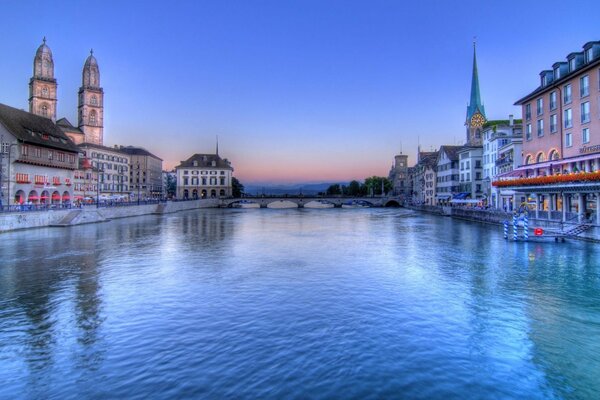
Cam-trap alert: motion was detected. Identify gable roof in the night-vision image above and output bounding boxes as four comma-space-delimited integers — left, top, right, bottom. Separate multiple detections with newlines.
438, 145, 464, 162
176, 153, 233, 170
118, 145, 162, 161
0, 103, 78, 153
56, 117, 84, 134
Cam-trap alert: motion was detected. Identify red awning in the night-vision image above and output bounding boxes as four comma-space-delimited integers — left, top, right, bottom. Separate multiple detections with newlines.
62, 194, 71, 199
28, 196, 39, 199
52, 194, 61, 199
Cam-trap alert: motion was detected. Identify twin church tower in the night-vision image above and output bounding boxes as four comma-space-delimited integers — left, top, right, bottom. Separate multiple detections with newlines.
28, 37, 104, 145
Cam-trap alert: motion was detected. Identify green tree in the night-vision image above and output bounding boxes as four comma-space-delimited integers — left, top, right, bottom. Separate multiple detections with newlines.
326, 184, 341, 195
232, 177, 244, 198
347, 180, 361, 196
166, 173, 177, 198
363, 176, 393, 196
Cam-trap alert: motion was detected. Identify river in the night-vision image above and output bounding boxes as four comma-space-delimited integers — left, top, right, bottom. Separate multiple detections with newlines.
0, 208, 599, 399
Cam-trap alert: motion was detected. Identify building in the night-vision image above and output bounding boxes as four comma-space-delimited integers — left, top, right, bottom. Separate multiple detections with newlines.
412, 150, 438, 205
73, 156, 98, 203
118, 146, 163, 199
465, 42, 487, 146
457, 146, 484, 201
481, 117, 523, 209
79, 143, 130, 200
0, 103, 79, 206
435, 145, 462, 205
388, 154, 409, 198
499, 40, 600, 224
175, 153, 233, 199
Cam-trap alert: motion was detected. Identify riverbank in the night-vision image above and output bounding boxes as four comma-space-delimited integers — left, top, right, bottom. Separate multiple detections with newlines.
405, 204, 600, 242
0, 199, 219, 233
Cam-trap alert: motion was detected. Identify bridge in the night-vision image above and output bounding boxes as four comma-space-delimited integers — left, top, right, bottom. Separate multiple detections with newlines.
220, 196, 403, 208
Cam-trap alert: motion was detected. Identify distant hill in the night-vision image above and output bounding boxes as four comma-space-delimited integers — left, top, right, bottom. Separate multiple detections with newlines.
244, 182, 349, 196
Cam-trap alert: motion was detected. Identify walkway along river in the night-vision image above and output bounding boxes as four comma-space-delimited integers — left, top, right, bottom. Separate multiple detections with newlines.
0, 208, 599, 399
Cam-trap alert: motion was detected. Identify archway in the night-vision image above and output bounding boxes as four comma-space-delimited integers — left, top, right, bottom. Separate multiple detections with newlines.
192, 189, 198, 199
14, 190, 25, 204
28, 190, 39, 204
210, 189, 217, 198
40, 190, 50, 204
62, 191, 70, 204
384, 200, 401, 207
52, 191, 61, 204
219, 189, 225, 197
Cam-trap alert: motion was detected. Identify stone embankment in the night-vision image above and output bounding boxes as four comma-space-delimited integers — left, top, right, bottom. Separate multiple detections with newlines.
405, 204, 600, 242
0, 199, 219, 233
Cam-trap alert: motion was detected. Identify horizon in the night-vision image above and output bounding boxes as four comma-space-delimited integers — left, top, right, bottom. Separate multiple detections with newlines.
1, 0, 599, 184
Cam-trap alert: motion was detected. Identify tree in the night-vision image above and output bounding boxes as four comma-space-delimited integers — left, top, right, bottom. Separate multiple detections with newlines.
326, 184, 341, 195
363, 176, 393, 196
232, 177, 244, 198
166, 173, 177, 198
346, 180, 361, 196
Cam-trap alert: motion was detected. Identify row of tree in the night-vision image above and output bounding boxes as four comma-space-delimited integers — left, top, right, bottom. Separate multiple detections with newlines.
325, 176, 392, 196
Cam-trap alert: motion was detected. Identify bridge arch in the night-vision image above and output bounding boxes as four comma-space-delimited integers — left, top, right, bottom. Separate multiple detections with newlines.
384, 200, 401, 207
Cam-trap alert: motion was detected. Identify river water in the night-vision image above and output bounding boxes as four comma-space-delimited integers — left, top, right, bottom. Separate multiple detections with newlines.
0, 208, 599, 399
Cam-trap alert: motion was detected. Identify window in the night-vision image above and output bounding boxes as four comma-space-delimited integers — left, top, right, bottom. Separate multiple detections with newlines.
550, 114, 557, 133
583, 128, 590, 144
525, 104, 531, 120
581, 102, 590, 123
536, 98, 543, 115
550, 91, 557, 110
91, 95, 98, 105
41, 104, 48, 117
537, 119, 544, 137
569, 58, 576, 72
566, 132, 573, 147
526, 124, 532, 140
554, 67, 561, 80
42, 87, 48, 97
564, 109, 572, 128
586, 48, 593, 63
525, 155, 532, 165
90, 110, 97, 125
581, 75, 590, 97
48, 151, 53, 160
537, 153, 545, 163
564, 84, 572, 104
220, 177, 225, 185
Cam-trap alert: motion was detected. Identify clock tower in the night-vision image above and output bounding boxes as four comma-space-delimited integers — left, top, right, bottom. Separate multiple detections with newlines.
78, 50, 104, 145
465, 41, 486, 146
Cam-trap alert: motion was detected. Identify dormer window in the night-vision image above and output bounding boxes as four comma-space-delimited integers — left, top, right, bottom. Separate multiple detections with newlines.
585, 47, 593, 63
211, 161, 216, 167
554, 67, 561, 80
569, 58, 576, 72
193, 161, 198, 167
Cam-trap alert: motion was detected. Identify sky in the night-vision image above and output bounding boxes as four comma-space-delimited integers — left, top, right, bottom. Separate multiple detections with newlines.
1, 0, 599, 184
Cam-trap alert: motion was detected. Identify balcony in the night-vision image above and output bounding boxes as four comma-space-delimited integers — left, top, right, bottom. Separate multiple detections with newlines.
493, 171, 600, 188
495, 157, 513, 167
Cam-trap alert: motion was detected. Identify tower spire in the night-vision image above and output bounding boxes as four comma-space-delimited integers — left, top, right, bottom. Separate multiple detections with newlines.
466, 38, 485, 121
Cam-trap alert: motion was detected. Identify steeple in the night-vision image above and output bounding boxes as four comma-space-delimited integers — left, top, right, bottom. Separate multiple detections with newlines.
466, 39, 485, 122
78, 49, 104, 145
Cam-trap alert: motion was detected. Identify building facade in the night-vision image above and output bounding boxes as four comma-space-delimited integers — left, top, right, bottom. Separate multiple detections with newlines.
498, 40, 600, 224
388, 154, 409, 198
457, 146, 484, 201
175, 154, 233, 199
435, 145, 462, 205
0, 103, 79, 206
119, 146, 163, 199
79, 143, 130, 199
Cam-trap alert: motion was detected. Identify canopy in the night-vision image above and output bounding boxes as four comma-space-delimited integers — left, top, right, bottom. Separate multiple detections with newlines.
450, 199, 481, 204
453, 192, 471, 200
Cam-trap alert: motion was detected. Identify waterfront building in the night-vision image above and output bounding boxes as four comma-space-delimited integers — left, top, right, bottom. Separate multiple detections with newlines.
118, 146, 163, 199
465, 42, 487, 146
175, 153, 233, 199
498, 40, 600, 224
457, 146, 484, 201
388, 154, 409, 198
0, 103, 79, 205
481, 116, 523, 209
73, 155, 98, 203
79, 143, 130, 200
435, 145, 463, 205
412, 150, 438, 205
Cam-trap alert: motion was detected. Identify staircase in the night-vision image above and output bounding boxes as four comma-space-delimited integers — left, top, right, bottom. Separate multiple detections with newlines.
51, 210, 82, 226
563, 223, 593, 237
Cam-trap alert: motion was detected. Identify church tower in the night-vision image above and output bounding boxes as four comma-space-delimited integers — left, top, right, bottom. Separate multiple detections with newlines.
465, 41, 486, 146
29, 37, 57, 121
78, 50, 104, 145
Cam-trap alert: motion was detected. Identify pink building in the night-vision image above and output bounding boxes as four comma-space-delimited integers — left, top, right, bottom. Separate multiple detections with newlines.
497, 41, 600, 226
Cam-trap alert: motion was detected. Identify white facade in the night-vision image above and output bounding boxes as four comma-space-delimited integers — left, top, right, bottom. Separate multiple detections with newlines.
458, 147, 484, 200
435, 146, 462, 205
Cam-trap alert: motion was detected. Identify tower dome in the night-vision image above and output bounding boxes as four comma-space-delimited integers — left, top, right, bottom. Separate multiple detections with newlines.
82, 49, 100, 88
33, 37, 54, 79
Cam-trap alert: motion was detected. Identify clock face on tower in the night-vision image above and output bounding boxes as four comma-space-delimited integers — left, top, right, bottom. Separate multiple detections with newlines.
470, 112, 486, 128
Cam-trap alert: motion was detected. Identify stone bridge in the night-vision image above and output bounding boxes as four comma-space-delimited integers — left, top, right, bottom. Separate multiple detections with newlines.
219, 196, 403, 208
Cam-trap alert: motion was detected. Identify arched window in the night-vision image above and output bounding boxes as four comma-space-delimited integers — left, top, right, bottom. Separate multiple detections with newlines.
42, 87, 48, 97
549, 150, 560, 161
536, 153, 545, 163
41, 104, 48, 117
525, 155, 532, 165
90, 110, 97, 125
91, 95, 98, 105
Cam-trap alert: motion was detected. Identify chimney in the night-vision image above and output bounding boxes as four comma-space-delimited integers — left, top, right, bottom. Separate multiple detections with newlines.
509, 114, 514, 126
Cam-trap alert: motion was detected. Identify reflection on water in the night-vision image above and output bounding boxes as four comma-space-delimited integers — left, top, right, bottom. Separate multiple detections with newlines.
0, 209, 599, 399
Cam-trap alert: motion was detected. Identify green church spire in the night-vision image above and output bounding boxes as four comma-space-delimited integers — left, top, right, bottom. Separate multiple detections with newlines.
466, 40, 485, 122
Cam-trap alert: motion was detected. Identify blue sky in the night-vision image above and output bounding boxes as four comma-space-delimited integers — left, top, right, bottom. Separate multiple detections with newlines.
1, 0, 599, 183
